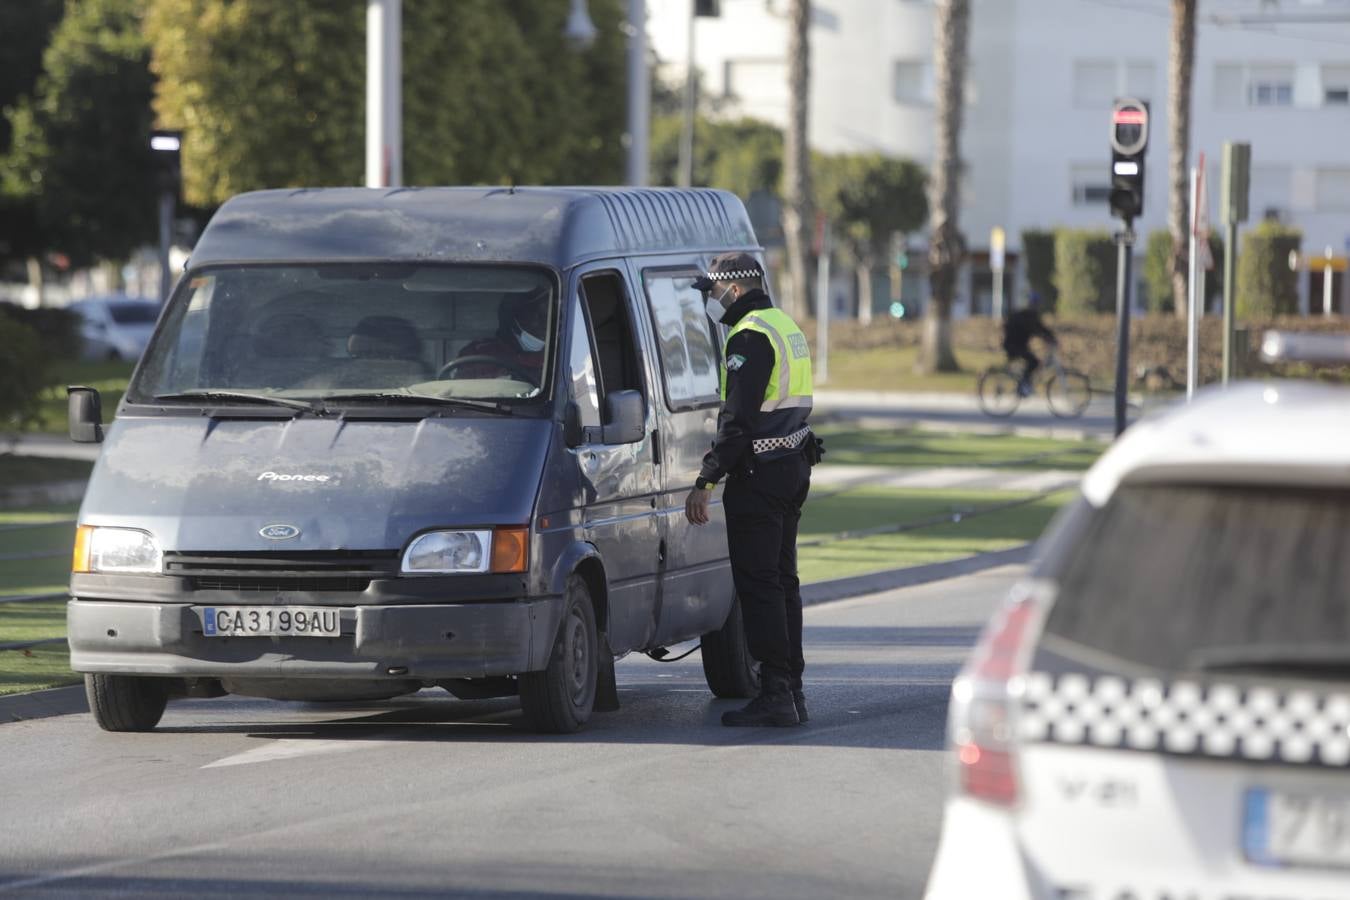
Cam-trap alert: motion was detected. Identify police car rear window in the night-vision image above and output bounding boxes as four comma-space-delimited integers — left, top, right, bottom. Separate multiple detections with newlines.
1041, 484, 1350, 677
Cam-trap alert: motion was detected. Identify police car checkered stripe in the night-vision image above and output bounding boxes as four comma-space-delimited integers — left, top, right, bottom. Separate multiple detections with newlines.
752, 426, 812, 455
703, 269, 761, 281
1018, 672, 1350, 767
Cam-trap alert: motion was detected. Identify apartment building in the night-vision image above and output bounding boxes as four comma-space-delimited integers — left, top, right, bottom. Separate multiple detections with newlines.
647, 0, 1350, 315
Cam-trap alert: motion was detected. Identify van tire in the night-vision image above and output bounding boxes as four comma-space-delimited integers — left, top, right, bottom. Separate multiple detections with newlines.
700, 595, 760, 699
519, 576, 597, 734
85, 674, 169, 732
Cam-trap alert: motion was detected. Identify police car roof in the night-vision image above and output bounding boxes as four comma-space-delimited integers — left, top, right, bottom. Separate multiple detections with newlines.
1082, 380, 1350, 506
188, 186, 759, 271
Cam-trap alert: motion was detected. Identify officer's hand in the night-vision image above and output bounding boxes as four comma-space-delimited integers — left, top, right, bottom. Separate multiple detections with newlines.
685, 488, 711, 526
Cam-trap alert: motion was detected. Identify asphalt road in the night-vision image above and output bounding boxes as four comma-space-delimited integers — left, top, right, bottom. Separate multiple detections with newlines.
0, 567, 1017, 900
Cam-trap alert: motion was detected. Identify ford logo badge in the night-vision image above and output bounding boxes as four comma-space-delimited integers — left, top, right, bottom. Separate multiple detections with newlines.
259, 524, 301, 540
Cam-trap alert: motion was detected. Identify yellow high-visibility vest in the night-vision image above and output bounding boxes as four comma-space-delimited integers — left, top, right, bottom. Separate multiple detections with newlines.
720, 307, 814, 411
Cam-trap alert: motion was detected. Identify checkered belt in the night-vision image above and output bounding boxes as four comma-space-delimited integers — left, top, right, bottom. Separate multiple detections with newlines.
751, 426, 812, 456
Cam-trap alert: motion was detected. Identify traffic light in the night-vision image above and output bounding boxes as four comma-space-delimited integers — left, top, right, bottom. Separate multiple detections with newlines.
1108, 99, 1149, 222
695, 0, 720, 16
149, 129, 183, 200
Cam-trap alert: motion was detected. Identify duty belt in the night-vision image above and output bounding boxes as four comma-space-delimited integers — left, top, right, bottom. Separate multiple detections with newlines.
751, 426, 812, 456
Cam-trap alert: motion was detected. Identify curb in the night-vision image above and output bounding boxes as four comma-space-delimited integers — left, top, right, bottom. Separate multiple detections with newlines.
0, 545, 1035, 725
0, 683, 86, 724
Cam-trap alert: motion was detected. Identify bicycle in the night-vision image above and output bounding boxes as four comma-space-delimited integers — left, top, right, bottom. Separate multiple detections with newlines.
977, 348, 1092, 419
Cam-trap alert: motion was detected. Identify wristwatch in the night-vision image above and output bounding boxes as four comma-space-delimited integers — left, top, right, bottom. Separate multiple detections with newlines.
695, 477, 717, 491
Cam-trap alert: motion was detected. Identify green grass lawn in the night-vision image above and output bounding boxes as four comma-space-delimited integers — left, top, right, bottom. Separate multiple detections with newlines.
798, 487, 1071, 584
813, 425, 1102, 471
0, 501, 77, 695
0, 455, 93, 488
31, 359, 135, 434
820, 345, 1004, 393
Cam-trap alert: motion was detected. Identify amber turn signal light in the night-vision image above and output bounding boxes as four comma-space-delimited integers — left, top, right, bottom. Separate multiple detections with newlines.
72, 524, 94, 573
490, 527, 528, 574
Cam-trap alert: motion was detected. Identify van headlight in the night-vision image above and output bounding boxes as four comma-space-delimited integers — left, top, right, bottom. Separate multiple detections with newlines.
73, 526, 163, 574
401, 527, 528, 575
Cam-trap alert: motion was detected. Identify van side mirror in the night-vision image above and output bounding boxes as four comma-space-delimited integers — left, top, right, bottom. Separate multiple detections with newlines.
563, 401, 584, 448
600, 390, 644, 445
67, 386, 104, 444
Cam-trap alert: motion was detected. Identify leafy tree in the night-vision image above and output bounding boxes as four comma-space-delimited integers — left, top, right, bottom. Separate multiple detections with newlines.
147, 0, 627, 207
0, 0, 64, 156
1143, 228, 1223, 314
4, 0, 158, 268
1167, 0, 1198, 319
1053, 229, 1115, 317
815, 153, 927, 322
782, 0, 812, 318
650, 114, 783, 198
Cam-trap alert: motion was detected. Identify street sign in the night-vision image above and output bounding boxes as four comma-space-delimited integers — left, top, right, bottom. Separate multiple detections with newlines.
1220, 143, 1251, 225
1194, 153, 1213, 271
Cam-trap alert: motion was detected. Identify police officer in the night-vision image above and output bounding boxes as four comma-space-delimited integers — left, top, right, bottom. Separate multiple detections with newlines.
685, 253, 817, 727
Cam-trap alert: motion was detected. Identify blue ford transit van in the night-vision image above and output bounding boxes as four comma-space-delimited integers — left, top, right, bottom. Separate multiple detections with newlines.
66, 187, 763, 733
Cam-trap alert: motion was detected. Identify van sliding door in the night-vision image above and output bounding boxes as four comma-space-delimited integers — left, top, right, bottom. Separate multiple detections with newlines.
634, 265, 736, 646
567, 267, 662, 654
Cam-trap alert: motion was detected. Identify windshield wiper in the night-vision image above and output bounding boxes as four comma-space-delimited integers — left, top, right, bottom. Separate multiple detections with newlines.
318, 392, 513, 415
151, 390, 318, 412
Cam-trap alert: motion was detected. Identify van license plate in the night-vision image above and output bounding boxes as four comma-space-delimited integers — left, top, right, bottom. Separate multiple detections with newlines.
1244, 788, 1350, 869
200, 607, 340, 638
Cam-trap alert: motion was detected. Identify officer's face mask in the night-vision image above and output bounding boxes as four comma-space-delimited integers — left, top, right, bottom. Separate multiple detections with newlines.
705, 284, 735, 323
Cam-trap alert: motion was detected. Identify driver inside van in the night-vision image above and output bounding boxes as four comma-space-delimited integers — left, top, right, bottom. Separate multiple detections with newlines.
449, 288, 549, 385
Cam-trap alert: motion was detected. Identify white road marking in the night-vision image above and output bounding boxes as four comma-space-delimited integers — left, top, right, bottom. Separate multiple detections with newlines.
202, 737, 400, 769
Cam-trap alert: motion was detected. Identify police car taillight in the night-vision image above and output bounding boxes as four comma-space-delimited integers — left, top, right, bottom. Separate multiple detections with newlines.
948, 583, 1048, 808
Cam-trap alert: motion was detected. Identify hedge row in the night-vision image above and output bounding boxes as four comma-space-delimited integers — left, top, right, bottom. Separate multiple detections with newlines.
1021, 225, 1301, 320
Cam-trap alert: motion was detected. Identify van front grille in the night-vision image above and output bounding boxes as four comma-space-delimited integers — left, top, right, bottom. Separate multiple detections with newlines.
188, 576, 372, 593
165, 551, 400, 589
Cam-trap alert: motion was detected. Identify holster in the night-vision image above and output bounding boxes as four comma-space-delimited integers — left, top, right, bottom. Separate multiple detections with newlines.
803, 432, 825, 467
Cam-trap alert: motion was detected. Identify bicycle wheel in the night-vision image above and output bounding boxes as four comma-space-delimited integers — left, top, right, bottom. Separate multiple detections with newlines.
1046, 368, 1092, 418
978, 367, 1022, 418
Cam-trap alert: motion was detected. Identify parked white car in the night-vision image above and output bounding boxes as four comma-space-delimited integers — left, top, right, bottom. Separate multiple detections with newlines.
926, 378, 1350, 899
72, 296, 160, 361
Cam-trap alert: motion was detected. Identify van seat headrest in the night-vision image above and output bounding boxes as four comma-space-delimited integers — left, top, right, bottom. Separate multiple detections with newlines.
348, 316, 422, 360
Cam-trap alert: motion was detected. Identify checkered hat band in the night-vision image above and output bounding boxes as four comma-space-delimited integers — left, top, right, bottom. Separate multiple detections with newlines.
1019, 671, 1350, 768
703, 269, 761, 281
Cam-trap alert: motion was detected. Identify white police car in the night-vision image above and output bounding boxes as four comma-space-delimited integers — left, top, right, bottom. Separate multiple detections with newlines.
926, 348, 1350, 899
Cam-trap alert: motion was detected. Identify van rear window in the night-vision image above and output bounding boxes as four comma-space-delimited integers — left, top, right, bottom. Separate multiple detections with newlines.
1041, 484, 1350, 675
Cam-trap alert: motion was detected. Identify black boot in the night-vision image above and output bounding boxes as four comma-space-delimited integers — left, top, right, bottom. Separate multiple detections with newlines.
722, 669, 799, 727
793, 690, 808, 723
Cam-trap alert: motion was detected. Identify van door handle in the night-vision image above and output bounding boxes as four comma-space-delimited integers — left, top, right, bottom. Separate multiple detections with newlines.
651, 430, 662, 466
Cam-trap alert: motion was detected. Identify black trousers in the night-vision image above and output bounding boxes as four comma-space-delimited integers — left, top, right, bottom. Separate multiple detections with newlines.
1005, 345, 1039, 385
723, 453, 811, 689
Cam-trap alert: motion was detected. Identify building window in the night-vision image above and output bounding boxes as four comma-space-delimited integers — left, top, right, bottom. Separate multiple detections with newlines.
1323, 65, 1350, 106
1315, 169, 1350, 213
1216, 63, 1295, 108
893, 59, 934, 105
1072, 59, 1154, 108
1071, 164, 1111, 206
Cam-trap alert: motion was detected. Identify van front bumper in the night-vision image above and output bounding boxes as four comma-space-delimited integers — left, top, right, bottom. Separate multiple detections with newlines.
66, 596, 564, 680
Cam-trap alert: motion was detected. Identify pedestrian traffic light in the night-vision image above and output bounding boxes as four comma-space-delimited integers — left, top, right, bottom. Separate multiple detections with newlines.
1108, 99, 1148, 222
149, 129, 183, 200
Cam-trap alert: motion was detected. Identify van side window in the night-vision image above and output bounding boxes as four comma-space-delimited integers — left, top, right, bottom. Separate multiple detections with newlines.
567, 295, 602, 430
578, 272, 645, 420
641, 271, 720, 409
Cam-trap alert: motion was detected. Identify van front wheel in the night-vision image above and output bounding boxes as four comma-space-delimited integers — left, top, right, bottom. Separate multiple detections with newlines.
85, 674, 169, 732
700, 595, 760, 699
519, 576, 598, 734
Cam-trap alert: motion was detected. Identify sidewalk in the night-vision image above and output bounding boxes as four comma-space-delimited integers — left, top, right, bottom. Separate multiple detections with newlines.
811, 463, 1081, 494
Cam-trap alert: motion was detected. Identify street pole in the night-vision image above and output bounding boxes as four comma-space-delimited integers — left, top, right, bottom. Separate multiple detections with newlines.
677, 1, 696, 188
1114, 223, 1135, 437
1325, 247, 1336, 317
816, 220, 831, 385
158, 189, 174, 303
1186, 167, 1199, 399
626, 0, 650, 186
1221, 218, 1239, 382
365, 0, 402, 188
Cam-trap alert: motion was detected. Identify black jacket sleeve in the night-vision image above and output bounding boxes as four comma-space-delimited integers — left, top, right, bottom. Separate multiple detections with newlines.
696, 330, 774, 485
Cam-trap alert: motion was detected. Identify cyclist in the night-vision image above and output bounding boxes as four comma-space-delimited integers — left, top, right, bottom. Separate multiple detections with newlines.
1002, 295, 1057, 397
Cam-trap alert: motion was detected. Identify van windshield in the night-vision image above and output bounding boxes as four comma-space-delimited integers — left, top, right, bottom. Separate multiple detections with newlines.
129, 264, 557, 407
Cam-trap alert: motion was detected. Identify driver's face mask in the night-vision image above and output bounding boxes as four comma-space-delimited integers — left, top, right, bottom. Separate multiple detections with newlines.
516, 325, 545, 353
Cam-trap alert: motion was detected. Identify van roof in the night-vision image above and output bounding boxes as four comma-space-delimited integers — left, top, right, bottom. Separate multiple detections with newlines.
188, 186, 760, 271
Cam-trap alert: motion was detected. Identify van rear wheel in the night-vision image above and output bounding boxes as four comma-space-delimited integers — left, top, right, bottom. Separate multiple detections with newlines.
700, 595, 760, 699
85, 674, 169, 732
519, 576, 597, 734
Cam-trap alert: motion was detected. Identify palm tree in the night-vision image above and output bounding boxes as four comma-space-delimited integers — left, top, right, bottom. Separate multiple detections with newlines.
1168, 0, 1197, 318
918, 0, 969, 373
781, 0, 811, 319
